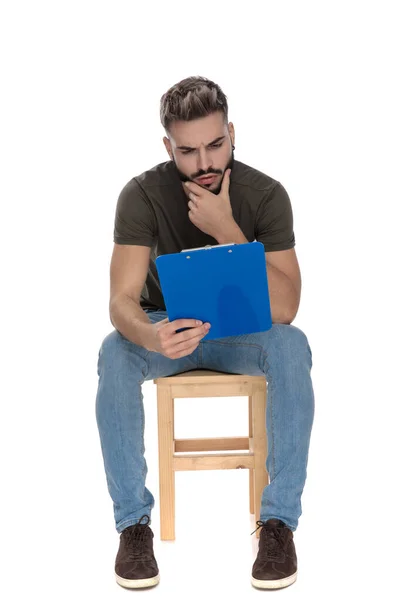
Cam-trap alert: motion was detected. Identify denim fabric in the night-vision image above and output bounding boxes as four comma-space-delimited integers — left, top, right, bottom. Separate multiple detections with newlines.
95, 310, 315, 533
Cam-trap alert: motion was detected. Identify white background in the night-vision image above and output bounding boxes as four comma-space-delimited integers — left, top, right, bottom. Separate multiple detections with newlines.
1, 1, 399, 598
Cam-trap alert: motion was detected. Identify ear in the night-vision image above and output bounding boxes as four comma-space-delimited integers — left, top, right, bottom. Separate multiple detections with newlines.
163, 136, 173, 160
228, 122, 235, 147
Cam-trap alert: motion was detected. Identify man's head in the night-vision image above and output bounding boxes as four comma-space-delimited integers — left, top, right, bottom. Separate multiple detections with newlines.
160, 76, 235, 195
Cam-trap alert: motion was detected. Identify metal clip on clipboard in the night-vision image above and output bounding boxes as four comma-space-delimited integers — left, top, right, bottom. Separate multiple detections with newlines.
180, 243, 236, 253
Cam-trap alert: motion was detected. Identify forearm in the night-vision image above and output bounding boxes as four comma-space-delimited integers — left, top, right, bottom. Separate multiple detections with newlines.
215, 221, 295, 324
264, 262, 296, 324
109, 295, 154, 349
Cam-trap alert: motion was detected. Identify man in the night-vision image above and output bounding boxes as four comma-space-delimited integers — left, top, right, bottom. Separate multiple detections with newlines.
95, 76, 315, 590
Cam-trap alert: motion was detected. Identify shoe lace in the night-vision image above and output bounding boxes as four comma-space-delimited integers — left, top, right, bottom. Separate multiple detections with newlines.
250, 520, 287, 560
123, 515, 151, 559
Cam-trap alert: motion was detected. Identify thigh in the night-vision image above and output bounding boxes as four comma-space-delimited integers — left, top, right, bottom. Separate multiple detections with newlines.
98, 310, 200, 382
200, 323, 312, 375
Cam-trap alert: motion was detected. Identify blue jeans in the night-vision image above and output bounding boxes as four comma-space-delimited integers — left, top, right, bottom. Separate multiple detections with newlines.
95, 310, 315, 533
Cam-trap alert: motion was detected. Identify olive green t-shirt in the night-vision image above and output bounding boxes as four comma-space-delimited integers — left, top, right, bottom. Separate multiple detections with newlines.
113, 158, 295, 310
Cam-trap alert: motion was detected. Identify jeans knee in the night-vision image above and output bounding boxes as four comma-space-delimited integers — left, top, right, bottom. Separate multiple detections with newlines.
265, 324, 313, 368
97, 330, 119, 375
97, 330, 148, 378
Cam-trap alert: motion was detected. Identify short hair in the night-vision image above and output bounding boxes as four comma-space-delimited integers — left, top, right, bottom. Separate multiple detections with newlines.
160, 76, 229, 133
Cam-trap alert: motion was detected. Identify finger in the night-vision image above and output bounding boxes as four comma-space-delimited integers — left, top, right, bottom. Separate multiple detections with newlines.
170, 330, 208, 355
154, 317, 169, 330
184, 181, 202, 196
188, 199, 197, 211
220, 168, 231, 196
169, 318, 204, 331
173, 344, 200, 359
173, 323, 210, 344
173, 336, 203, 355
164, 323, 208, 347
163, 324, 209, 351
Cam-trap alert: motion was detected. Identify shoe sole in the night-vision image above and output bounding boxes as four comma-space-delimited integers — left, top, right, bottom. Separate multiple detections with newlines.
115, 572, 160, 589
251, 571, 297, 589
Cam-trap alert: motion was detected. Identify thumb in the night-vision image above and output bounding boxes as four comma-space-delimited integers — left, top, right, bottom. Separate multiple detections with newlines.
155, 317, 169, 328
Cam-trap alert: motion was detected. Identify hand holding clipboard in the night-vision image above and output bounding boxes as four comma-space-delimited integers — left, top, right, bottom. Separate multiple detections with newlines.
146, 317, 211, 360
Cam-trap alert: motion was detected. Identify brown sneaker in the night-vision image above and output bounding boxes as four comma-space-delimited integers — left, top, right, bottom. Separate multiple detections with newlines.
115, 515, 160, 589
251, 518, 298, 589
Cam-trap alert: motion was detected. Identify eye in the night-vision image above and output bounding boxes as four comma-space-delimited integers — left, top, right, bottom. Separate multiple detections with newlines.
181, 142, 223, 155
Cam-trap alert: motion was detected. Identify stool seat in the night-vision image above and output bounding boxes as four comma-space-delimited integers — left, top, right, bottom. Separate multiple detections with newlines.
154, 369, 269, 540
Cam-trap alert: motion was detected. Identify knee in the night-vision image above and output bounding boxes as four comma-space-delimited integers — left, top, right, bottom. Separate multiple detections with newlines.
96, 330, 147, 377
97, 330, 121, 373
263, 324, 313, 367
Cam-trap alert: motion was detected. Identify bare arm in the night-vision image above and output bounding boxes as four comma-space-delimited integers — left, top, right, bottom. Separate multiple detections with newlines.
109, 244, 210, 355
109, 244, 154, 348
215, 223, 300, 324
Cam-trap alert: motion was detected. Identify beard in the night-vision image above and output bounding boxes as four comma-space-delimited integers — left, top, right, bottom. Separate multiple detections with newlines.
172, 149, 235, 195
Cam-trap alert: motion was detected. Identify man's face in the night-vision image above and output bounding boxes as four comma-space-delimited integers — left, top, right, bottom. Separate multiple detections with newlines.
164, 111, 235, 196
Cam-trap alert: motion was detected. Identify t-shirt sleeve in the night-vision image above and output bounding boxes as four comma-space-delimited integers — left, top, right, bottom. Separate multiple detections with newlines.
113, 178, 157, 246
254, 181, 296, 252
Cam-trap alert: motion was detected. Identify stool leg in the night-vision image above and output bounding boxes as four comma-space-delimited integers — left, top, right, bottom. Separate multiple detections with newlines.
248, 396, 255, 514
157, 386, 175, 540
251, 382, 268, 539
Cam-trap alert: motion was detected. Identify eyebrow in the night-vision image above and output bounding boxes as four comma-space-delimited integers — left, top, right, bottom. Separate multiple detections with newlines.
177, 136, 226, 151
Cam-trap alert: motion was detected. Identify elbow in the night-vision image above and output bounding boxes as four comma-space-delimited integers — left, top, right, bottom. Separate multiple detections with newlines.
109, 300, 117, 328
274, 314, 294, 325
277, 301, 299, 325
285, 301, 300, 324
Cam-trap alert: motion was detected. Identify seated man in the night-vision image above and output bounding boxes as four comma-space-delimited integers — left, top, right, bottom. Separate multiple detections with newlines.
95, 75, 315, 590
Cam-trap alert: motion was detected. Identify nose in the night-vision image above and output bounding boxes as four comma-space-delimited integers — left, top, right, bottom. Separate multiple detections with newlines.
197, 145, 212, 173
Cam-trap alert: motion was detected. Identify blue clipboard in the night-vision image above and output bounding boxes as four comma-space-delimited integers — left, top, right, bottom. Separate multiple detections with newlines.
155, 241, 272, 340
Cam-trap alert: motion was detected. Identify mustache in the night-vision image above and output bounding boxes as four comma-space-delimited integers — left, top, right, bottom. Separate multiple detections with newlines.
193, 170, 222, 178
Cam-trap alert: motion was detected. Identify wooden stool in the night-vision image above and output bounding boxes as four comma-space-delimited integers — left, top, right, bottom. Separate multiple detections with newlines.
154, 369, 268, 540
